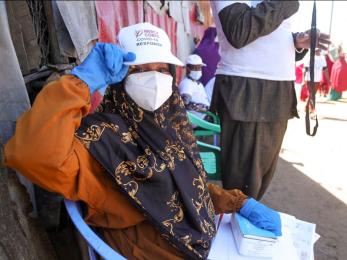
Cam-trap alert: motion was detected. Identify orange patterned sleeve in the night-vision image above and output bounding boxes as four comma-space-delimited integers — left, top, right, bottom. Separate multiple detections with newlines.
4, 75, 91, 199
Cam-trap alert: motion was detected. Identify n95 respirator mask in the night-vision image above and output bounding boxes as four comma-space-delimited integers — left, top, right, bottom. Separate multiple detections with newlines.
125, 71, 173, 112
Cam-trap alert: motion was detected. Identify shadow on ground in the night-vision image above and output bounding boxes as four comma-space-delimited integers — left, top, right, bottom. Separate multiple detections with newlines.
262, 158, 347, 260
321, 116, 347, 122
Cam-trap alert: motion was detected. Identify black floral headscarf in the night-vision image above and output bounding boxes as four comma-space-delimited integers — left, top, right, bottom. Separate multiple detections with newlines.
75, 69, 216, 259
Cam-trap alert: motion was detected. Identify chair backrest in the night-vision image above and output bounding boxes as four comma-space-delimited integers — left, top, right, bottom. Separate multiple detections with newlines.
197, 141, 221, 181
187, 111, 221, 134
64, 199, 125, 260
187, 111, 220, 146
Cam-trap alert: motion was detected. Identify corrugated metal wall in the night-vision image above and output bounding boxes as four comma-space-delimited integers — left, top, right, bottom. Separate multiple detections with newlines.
96, 1, 144, 44
95, 1, 212, 64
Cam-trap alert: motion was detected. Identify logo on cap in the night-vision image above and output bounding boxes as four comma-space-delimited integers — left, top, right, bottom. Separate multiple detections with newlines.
135, 30, 143, 38
135, 29, 162, 47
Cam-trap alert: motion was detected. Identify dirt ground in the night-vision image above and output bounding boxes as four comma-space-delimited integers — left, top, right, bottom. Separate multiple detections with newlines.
262, 94, 347, 260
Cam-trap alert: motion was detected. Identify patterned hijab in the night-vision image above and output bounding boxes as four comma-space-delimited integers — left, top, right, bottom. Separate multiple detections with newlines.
75, 73, 216, 259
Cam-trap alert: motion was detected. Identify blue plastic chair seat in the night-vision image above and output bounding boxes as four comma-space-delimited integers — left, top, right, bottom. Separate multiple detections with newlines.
64, 200, 125, 260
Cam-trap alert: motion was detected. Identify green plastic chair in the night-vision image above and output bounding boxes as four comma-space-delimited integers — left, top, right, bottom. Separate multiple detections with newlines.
187, 111, 221, 146
204, 111, 220, 125
187, 111, 222, 180
197, 141, 221, 181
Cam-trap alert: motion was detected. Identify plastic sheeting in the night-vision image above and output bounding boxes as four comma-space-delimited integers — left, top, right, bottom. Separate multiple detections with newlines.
55, 1, 98, 62
145, 3, 177, 56
1, 1, 36, 214
0, 2, 30, 140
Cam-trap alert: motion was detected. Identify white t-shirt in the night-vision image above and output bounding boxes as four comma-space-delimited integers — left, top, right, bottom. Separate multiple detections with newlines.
178, 77, 210, 106
205, 77, 216, 103
211, 1, 296, 81
304, 55, 327, 82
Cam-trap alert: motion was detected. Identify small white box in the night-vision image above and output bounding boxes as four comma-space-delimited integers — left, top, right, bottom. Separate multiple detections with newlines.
230, 213, 278, 258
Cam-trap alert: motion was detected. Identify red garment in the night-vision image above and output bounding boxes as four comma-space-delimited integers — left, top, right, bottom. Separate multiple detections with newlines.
300, 83, 308, 101
295, 63, 304, 84
321, 55, 333, 83
89, 91, 103, 113
331, 57, 347, 92
320, 55, 334, 94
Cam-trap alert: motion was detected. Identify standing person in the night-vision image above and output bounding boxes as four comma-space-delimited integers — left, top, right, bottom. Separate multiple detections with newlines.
4, 23, 282, 259
210, 1, 330, 199
320, 53, 334, 97
295, 63, 307, 102
179, 54, 210, 120
329, 45, 347, 101
303, 49, 330, 98
193, 27, 221, 86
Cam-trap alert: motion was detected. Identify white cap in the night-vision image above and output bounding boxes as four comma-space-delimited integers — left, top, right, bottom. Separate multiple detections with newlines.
118, 22, 183, 66
185, 54, 206, 66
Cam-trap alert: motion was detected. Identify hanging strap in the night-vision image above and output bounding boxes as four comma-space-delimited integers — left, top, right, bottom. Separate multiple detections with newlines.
305, 0, 318, 136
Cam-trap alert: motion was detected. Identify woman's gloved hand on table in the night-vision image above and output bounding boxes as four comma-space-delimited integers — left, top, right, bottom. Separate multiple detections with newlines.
240, 198, 282, 236
71, 42, 136, 94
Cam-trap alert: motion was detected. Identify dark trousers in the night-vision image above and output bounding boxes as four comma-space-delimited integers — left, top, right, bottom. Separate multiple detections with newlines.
218, 106, 288, 200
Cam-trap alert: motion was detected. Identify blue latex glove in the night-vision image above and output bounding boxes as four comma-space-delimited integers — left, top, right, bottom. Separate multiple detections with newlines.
240, 198, 282, 236
71, 42, 136, 93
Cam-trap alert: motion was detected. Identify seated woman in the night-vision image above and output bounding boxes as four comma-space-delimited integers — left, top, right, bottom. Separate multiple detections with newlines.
179, 54, 211, 121
4, 23, 281, 260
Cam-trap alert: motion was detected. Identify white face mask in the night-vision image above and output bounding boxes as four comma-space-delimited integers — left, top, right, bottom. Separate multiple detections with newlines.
125, 71, 173, 112
189, 70, 202, 81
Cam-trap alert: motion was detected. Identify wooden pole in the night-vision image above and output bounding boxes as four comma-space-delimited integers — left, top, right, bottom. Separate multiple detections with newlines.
329, 1, 334, 37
